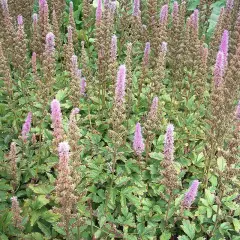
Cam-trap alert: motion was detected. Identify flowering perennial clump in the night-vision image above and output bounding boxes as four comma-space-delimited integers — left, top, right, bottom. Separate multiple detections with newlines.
1, 1, 240, 239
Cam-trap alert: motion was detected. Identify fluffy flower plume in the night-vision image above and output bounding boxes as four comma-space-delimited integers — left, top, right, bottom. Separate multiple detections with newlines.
17, 15, 23, 25
21, 112, 32, 142
111, 35, 117, 61
191, 9, 199, 32
96, 0, 102, 23
115, 65, 126, 103
133, 0, 140, 17
58, 141, 70, 166
11, 196, 23, 229
45, 32, 55, 53
164, 124, 174, 162
133, 122, 145, 156
160, 4, 168, 24
213, 51, 224, 88
219, 30, 229, 66
226, 0, 234, 10
143, 42, 150, 67
51, 99, 64, 143
236, 101, 240, 120
182, 180, 200, 208
80, 77, 86, 96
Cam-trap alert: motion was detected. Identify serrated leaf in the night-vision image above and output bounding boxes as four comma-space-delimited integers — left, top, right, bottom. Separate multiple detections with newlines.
160, 231, 171, 240
233, 218, 240, 232
181, 220, 196, 240
37, 221, 51, 238
29, 184, 55, 195
149, 152, 163, 160
115, 176, 131, 186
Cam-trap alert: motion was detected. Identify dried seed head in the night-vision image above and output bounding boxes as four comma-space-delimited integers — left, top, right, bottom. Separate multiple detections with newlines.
111, 35, 117, 61
149, 96, 159, 116
133, 122, 145, 156
182, 180, 200, 208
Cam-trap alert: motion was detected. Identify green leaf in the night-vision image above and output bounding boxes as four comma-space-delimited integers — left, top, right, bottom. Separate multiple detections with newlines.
149, 152, 163, 160
160, 231, 171, 240
205, 189, 215, 206
217, 157, 226, 172
37, 221, 51, 238
29, 184, 55, 195
178, 236, 190, 240
42, 210, 60, 223
181, 220, 196, 240
0, 234, 8, 240
32, 195, 50, 210
233, 218, 240, 232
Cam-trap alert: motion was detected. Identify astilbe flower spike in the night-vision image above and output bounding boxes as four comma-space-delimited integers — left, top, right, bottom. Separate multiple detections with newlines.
143, 42, 150, 67
182, 180, 200, 208
80, 77, 86, 96
21, 112, 32, 142
111, 35, 117, 61
164, 124, 174, 163
213, 51, 224, 88
115, 65, 126, 103
160, 4, 168, 24
11, 196, 23, 230
133, 0, 140, 17
133, 122, 145, 156
226, 0, 234, 10
219, 30, 229, 66
96, 0, 102, 24
51, 99, 64, 147
45, 32, 55, 53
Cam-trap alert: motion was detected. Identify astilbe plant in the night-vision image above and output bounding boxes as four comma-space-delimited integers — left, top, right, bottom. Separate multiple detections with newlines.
1, 1, 240, 239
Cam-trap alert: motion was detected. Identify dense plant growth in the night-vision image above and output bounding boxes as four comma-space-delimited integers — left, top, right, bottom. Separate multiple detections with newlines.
0, 0, 240, 239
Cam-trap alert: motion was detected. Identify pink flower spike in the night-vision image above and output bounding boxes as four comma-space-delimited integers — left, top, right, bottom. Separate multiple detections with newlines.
1, 0, 9, 13
133, 122, 145, 156
22, 112, 32, 142
214, 51, 224, 88
160, 4, 168, 25
226, 0, 234, 10
164, 124, 174, 162
149, 97, 159, 116
45, 32, 55, 53
115, 65, 126, 103
182, 180, 200, 208
133, 0, 140, 17
96, 0, 102, 24
58, 141, 70, 166
219, 30, 229, 66
17, 15, 23, 25
143, 42, 150, 67
80, 77, 86, 96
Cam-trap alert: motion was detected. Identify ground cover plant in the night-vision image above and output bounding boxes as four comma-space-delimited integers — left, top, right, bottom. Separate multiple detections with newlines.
0, 0, 240, 239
